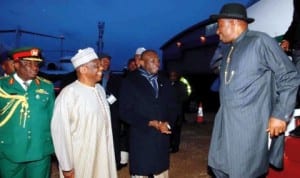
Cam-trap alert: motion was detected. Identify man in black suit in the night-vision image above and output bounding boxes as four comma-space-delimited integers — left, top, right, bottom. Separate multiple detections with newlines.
281, 0, 300, 137
99, 53, 125, 169
119, 50, 178, 177
168, 70, 188, 153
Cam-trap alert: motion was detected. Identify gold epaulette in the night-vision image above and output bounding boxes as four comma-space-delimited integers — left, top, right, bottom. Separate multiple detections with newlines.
0, 76, 15, 85
36, 76, 52, 84
0, 75, 10, 80
9, 77, 14, 85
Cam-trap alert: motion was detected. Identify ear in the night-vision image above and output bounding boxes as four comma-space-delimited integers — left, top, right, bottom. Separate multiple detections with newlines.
139, 59, 145, 67
14, 62, 20, 70
79, 66, 87, 74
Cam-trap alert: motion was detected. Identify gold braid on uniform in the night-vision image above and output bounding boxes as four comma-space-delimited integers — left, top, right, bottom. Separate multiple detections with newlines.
0, 87, 29, 128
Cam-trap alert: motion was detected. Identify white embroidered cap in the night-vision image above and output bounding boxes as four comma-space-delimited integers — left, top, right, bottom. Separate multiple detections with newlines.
135, 47, 146, 55
71, 47, 98, 68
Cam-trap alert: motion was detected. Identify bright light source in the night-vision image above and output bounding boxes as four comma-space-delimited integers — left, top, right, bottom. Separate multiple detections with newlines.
200, 36, 206, 43
176, 41, 182, 47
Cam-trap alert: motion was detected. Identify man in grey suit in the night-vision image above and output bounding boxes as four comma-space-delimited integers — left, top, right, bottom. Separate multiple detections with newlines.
208, 3, 300, 178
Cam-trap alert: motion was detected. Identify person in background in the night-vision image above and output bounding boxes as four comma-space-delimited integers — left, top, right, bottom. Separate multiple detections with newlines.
280, 0, 300, 137
118, 57, 138, 168
168, 69, 188, 153
99, 53, 111, 89
0, 47, 55, 178
209, 42, 227, 92
208, 3, 300, 178
119, 49, 178, 178
99, 53, 126, 170
51, 47, 117, 178
280, 0, 300, 70
0, 50, 15, 76
127, 57, 137, 72
134, 47, 146, 68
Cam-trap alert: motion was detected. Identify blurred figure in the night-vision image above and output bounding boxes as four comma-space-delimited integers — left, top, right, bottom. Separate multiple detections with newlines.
168, 70, 188, 153
123, 58, 137, 77
0, 47, 55, 178
280, 0, 300, 137
119, 49, 178, 178
134, 47, 146, 68
99, 53, 126, 170
280, 0, 300, 70
209, 42, 228, 92
208, 3, 300, 177
127, 57, 137, 72
99, 53, 111, 89
51, 47, 117, 178
118, 57, 139, 168
0, 50, 15, 76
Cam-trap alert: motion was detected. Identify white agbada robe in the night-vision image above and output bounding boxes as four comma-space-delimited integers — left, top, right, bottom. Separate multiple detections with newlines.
51, 80, 117, 178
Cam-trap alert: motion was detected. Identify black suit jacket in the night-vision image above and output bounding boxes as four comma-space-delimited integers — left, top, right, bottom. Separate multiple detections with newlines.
119, 70, 178, 175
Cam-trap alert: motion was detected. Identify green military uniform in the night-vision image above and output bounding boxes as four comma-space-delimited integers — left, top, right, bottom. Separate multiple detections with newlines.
0, 50, 55, 178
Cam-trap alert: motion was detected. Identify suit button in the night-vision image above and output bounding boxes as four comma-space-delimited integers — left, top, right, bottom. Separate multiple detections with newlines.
0, 140, 4, 144
28, 136, 31, 139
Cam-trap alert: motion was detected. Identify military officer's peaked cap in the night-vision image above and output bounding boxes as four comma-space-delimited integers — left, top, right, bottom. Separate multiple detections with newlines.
12, 47, 43, 62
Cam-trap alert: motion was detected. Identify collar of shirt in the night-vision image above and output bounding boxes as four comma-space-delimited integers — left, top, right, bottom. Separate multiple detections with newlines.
13, 73, 32, 90
138, 68, 157, 81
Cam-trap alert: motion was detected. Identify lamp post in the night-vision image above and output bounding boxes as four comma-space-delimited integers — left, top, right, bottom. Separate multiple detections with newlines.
97, 21, 105, 54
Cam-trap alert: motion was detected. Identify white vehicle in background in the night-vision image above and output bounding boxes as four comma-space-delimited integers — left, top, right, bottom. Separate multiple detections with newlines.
40, 56, 73, 75
57, 56, 74, 72
39, 56, 74, 95
248, 0, 293, 39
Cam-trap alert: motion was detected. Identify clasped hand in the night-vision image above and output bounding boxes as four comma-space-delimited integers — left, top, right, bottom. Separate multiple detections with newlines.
149, 120, 171, 134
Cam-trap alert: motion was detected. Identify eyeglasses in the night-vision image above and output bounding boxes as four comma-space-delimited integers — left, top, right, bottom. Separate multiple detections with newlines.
19, 60, 41, 67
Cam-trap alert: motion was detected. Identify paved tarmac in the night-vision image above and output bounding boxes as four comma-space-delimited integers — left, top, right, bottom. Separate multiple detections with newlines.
51, 112, 216, 178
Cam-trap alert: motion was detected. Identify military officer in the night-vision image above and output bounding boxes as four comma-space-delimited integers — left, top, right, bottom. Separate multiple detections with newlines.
0, 50, 15, 76
0, 47, 55, 178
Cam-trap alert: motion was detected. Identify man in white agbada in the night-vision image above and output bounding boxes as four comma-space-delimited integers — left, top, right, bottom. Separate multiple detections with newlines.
51, 47, 117, 178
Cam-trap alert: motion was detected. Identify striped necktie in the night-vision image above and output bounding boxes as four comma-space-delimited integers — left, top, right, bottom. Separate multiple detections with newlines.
139, 69, 159, 98
149, 75, 158, 98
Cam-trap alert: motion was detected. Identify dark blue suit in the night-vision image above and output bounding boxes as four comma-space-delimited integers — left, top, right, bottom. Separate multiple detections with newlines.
119, 70, 177, 175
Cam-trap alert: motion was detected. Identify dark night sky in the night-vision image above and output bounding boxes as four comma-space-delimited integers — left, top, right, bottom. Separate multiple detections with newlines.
0, 0, 254, 71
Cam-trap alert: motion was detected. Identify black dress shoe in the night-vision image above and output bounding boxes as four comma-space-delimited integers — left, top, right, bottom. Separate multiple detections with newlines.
117, 164, 122, 170
117, 163, 128, 170
121, 163, 128, 167
289, 126, 300, 137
